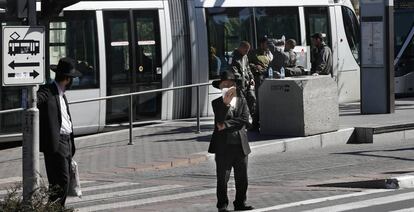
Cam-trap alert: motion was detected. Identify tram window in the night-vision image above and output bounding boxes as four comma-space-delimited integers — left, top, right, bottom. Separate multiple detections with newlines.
394, 11, 414, 54
255, 7, 300, 45
305, 7, 331, 47
49, 11, 99, 89
395, 10, 414, 77
342, 6, 360, 64
206, 8, 254, 79
136, 14, 162, 83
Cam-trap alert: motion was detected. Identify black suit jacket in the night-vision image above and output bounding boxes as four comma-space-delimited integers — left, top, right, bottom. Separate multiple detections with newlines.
208, 95, 251, 156
37, 83, 75, 155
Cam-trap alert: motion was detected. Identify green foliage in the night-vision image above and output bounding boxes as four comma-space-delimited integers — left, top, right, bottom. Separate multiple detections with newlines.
0, 183, 74, 212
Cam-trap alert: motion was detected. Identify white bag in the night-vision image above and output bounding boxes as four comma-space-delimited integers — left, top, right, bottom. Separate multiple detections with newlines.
68, 159, 82, 198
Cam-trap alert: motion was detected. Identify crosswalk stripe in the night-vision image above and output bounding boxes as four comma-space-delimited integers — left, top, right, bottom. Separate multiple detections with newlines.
391, 208, 414, 212
80, 182, 139, 192
0, 188, 19, 196
0, 180, 94, 196
249, 189, 391, 212
302, 191, 414, 212
0, 177, 21, 185
76, 188, 218, 212
67, 184, 183, 204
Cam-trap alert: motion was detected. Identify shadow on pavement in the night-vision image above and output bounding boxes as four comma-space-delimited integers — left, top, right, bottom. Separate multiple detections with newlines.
309, 179, 390, 189
333, 147, 414, 162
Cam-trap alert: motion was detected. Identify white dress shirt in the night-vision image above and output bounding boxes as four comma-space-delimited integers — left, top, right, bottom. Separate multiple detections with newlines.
54, 81, 73, 135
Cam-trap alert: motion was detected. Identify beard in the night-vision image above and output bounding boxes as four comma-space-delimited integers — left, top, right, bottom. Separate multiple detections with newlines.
65, 78, 73, 90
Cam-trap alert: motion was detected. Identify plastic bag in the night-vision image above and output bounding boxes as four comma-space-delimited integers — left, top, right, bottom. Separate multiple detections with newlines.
68, 159, 82, 198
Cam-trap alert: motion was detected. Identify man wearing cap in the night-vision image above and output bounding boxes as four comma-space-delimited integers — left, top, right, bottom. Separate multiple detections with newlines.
37, 57, 82, 206
230, 41, 258, 130
310, 33, 333, 76
248, 36, 273, 131
209, 71, 254, 212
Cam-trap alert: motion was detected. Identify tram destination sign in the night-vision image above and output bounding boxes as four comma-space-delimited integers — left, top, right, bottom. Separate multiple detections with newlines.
2, 26, 45, 86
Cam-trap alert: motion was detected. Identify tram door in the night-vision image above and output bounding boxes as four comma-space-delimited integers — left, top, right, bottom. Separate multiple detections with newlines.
104, 10, 162, 123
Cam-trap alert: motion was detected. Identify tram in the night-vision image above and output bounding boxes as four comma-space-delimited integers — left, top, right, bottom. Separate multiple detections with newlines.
0, 0, 360, 141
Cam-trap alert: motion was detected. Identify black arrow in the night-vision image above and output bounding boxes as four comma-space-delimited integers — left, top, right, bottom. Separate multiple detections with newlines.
8, 70, 40, 79
30, 70, 39, 79
8, 61, 40, 70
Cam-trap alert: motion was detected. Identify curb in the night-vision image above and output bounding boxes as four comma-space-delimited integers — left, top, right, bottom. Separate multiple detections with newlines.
251, 128, 355, 153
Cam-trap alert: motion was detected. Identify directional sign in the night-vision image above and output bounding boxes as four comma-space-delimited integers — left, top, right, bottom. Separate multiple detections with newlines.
2, 26, 45, 86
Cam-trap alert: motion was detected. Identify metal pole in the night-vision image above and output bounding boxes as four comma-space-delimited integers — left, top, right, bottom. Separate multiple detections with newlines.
128, 95, 134, 145
23, 0, 39, 202
196, 86, 201, 134
23, 86, 39, 201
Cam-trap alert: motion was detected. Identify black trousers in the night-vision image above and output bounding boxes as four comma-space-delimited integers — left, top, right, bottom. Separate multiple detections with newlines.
44, 134, 72, 206
254, 74, 264, 127
215, 145, 248, 209
243, 89, 258, 127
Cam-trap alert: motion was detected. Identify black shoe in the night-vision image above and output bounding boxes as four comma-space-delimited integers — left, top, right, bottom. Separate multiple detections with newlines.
218, 208, 230, 212
234, 205, 255, 211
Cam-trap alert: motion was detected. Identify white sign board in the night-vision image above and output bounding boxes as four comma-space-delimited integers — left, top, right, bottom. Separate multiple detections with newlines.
2, 26, 45, 86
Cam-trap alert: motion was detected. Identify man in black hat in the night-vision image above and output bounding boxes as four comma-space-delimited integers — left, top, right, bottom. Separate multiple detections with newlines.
37, 57, 82, 206
310, 32, 333, 76
209, 71, 254, 212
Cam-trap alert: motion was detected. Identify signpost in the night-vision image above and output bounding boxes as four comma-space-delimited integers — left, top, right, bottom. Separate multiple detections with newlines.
1, 1, 44, 201
2, 26, 45, 86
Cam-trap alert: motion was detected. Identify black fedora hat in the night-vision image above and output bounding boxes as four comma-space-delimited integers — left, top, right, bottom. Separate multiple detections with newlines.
212, 71, 239, 89
50, 57, 82, 78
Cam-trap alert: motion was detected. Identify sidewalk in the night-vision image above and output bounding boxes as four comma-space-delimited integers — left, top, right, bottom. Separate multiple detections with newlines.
0, 98, 413, 180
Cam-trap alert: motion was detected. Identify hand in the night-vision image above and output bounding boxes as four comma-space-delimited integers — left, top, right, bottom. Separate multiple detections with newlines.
216, 123, 225, 131
223, 86, 236, 105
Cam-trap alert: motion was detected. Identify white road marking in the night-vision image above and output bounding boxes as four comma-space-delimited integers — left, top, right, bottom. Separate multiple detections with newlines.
390, 207, 414, 212
0, 177, 21, 185
0, 180, 94, 196
76, 188, 219, 212
302, 191, 414, 212
80, 182, 139, 192
250, 189, 392, 212
67, 184, 183, 204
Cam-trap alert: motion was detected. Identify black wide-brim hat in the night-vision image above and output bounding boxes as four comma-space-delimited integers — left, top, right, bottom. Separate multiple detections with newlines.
212, 71, 239, 89
50, 57, 82, 78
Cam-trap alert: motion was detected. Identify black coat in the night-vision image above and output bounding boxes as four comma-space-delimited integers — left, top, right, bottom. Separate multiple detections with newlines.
208, 95, 251, 156
37, 83, 75, 155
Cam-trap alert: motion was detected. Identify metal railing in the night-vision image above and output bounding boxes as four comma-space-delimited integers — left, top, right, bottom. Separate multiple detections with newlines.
69, 82, 211, 145
0, 108, 24, 114
0, 82, 212, 144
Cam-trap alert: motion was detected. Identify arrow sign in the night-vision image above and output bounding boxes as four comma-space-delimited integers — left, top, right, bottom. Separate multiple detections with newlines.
8, 70, 39, 79
30, 70, 39, 79
8, 61, 40, 70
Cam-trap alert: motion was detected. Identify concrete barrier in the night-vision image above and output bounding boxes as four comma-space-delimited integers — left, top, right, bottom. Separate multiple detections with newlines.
259, 76, 339, 136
